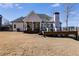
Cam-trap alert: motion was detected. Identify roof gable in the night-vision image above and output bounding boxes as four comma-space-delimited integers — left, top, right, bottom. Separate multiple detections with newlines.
24, 11, 42, 22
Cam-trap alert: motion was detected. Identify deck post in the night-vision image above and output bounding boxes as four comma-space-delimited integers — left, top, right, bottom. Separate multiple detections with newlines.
43, 32, 46, 37
76, 31, 78, 40
76, 27, 78, 40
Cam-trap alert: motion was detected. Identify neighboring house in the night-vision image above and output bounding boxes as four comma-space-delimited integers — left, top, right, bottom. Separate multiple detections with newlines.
0, 15, 2, 30
12, 11, 61, 32
1, 24, 12, 31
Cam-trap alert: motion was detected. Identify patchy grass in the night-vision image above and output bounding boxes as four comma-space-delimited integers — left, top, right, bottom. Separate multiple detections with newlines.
0, 32, 79, 56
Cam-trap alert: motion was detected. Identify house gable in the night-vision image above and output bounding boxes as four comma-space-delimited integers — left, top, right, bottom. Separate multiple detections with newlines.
23, 11, 44, 22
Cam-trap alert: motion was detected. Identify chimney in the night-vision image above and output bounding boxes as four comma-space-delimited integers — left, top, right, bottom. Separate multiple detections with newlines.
54, 12, 60, 23
53, 12, 61, 31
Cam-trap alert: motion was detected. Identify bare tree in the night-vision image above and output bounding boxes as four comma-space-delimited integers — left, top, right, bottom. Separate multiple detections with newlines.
2, 18, 9, 25
64, 3, 75, 30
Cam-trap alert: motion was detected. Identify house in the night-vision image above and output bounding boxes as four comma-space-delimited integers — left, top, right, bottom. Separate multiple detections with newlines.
12, 11, 61, 32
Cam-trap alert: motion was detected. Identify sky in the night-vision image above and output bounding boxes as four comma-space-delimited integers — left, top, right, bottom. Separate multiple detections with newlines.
0, 3, 79, 27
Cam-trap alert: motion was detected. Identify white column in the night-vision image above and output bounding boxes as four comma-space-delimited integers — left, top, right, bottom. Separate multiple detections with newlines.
53, 23, 57, 31
23, 22, 24, 31
32, 22, 34, 31
24, 22, 27, 31
40, 22, 41, 31
25, 22, 27, 31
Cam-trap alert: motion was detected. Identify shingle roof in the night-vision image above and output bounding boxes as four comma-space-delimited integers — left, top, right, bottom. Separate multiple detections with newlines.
12, 17, 25, 22
37, 14, 51, 21
12, 12, 51, 23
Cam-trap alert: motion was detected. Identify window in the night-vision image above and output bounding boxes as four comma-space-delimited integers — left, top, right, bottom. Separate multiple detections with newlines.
51, 24, 53, 28
14, 24, 16, 28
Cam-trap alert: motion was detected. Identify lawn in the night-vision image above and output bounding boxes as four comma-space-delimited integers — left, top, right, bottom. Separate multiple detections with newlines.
0, 32, 79, 56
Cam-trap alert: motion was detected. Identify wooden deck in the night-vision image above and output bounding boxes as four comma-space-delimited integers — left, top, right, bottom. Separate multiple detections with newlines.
43, 31, 78, 40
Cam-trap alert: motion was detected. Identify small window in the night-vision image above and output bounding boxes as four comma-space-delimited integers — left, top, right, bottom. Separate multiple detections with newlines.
51, 24, 53, 28
14, 24, 16, 28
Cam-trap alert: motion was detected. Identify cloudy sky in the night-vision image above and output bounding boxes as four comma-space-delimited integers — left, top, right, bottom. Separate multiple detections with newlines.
0, 3, 79, 27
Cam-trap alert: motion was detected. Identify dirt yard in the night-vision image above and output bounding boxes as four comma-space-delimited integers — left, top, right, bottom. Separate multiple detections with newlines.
0, 32, 79, 56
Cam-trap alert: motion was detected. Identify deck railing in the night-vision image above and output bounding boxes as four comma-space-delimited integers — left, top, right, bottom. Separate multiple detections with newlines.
42, 27, 78, 32
62, 27, 78, 31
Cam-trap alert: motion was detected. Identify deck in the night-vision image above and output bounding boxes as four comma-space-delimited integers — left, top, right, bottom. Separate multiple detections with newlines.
43, 31, 78, 40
